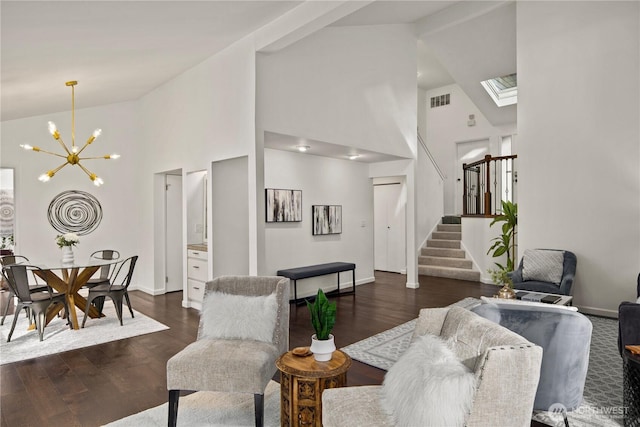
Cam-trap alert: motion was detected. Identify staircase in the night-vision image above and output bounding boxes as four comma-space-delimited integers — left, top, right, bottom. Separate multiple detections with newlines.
418, 217, 480, 281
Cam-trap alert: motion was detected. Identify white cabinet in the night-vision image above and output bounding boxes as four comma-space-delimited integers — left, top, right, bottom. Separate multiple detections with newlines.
187, 247, 208, 308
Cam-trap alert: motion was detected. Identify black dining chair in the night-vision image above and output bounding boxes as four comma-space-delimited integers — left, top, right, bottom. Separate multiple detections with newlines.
82, 255, 138, 327
85, 249, 121, 313
0, 255, 48, 325
2, 264, 71, 342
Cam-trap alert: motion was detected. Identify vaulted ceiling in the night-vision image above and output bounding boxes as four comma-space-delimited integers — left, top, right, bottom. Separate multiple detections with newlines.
1, 1, 516, 126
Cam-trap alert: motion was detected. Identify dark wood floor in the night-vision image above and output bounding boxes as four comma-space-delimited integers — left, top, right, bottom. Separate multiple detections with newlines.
0, 272, 531, 426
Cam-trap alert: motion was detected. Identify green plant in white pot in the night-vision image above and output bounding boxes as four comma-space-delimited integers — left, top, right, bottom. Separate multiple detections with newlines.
306, 288, 337, 362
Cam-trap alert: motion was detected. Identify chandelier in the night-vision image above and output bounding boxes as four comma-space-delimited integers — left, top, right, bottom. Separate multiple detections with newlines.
20, 81, 119, 186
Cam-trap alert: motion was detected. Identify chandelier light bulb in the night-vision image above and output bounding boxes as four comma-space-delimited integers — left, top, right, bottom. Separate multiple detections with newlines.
108, 154, 120, 159
39, 172, 54, 182
48, 121, 60, 139
20, 144, 33, 150
72, 146, 79, 154
93, 129, 102, 138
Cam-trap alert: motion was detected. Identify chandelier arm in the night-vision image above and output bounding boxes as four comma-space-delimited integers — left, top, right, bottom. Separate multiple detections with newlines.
54, 135, 72, 155
33, 149, 68, 158
77, 162, 96, 178
49, 161, 71, 175
79, 155, 116, 160
75, 141, 92, 156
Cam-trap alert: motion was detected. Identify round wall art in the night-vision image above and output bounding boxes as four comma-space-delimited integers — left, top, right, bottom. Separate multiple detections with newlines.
48, 190, 103, 236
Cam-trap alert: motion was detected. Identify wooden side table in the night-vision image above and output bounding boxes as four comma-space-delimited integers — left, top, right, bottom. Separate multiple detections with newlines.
276, 349, 351, 427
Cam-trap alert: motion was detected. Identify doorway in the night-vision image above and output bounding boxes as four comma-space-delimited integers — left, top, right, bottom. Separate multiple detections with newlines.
165, 173, 183, 292
374, 182, 406, 273
455, 139, 490, 215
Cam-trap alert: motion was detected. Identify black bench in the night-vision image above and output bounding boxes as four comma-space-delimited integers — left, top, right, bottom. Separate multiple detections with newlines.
277, 262, 356, 304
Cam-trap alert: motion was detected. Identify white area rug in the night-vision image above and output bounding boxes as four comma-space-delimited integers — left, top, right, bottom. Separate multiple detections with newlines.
104, 380, 281, 427
0, 303, 169, 365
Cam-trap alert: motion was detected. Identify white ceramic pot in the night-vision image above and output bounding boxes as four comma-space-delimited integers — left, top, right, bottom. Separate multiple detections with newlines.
310, 334, 335, 362
61, 246, 74, 265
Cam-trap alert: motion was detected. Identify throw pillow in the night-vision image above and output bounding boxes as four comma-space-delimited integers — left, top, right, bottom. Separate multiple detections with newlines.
522, 249, 565, 284
381, 334, 476, 427
200, 291, 277, 342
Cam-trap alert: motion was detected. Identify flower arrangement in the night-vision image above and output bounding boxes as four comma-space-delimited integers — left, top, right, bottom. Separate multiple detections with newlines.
56, 233, 80, 248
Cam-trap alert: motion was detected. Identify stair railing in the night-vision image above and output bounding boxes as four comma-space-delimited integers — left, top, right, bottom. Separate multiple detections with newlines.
463, 154, 517, 216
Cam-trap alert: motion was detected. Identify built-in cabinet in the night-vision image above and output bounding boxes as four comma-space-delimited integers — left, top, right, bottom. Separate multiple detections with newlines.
187, 245, 207, 309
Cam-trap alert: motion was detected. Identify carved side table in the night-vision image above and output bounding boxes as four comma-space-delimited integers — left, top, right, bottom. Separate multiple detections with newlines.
276, 349, 351, 427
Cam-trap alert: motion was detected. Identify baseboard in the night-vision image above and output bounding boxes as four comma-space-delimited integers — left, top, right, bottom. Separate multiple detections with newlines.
577, 305, 618, 319
129, 284, 165, 296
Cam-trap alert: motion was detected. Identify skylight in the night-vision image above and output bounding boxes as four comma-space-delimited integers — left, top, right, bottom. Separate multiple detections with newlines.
481, 73, 517, 107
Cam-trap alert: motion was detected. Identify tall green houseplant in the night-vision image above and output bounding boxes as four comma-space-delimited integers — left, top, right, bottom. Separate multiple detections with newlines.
306, 289, 336, 340
487, 200, 518, 272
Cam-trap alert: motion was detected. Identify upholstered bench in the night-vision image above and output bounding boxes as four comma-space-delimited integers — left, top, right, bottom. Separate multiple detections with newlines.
277, 262, 355, 303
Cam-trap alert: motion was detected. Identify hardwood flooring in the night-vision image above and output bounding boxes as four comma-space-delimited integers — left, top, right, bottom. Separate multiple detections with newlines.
0, 273, 535, 426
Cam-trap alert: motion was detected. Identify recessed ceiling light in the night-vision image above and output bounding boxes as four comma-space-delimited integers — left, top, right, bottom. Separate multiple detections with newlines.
348, 154, 360, 160
297, 146, 310, 152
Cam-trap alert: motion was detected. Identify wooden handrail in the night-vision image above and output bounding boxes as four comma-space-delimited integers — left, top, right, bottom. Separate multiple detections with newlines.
463, 154, 517, 216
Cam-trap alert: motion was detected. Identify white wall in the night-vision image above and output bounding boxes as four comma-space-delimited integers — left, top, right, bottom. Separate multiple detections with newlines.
417, 142, 444, 249
258, 24, 417, 159
424, 83, 516, 215
138, 36, 258, 293
264, 148, 374, 299
517, 1, 640, 315
462, 217, 506, 284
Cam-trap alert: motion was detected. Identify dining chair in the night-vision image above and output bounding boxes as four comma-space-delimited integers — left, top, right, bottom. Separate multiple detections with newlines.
85, 249, 121, 313
0, 255, 48, 325
2, 264, 71, 342
82, 255, 138, 327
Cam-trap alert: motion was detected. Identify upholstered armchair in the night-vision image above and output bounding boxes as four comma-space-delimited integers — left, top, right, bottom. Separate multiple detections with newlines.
322, 306, 543, 427
618, 273, 640, 356
472, 300, 592, 425
510, 249, 577, 295
166, 276, 289, 427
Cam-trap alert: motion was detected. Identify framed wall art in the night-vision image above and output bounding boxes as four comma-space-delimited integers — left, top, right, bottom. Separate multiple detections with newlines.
312, 205, 342, 235
265, 188, 302, 223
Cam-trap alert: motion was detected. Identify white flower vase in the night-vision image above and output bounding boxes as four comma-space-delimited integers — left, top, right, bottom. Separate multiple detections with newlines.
310, 334, 336, 362
61, 246, 74, 265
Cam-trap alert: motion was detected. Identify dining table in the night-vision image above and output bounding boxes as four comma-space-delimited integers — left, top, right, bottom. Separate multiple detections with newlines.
32, 257, 122, 330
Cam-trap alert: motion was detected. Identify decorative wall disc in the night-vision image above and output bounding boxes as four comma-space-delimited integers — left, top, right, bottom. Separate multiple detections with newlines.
0, 190, 14, 237
48, 190, 102, 235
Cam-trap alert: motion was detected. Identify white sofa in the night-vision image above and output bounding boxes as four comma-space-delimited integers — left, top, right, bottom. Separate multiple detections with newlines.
322, 306, 543, 427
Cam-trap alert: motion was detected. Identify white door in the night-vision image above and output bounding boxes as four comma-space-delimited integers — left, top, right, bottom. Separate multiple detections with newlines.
165, 174, 183, 292
456, 139, 490, 215
374, 183, 406, 273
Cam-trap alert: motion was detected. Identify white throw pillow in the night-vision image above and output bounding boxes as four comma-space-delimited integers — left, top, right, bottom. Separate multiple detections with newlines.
522, 249, 565, 284
200, 291, 277, 342
381, 334, 476, 427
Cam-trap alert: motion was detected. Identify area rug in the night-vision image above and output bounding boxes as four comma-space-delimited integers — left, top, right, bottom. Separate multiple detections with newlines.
342, 302, 623, 427
104, 380, 280, 427
0, 303, 169, 365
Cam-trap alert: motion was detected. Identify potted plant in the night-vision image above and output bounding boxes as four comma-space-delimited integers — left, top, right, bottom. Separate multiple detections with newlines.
487, 200, 517, 298
306, 288, 337, 361
56, 232, 80, 264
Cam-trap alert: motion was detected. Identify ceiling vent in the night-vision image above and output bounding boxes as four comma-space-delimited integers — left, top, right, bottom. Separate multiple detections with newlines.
430, 93, 450, 108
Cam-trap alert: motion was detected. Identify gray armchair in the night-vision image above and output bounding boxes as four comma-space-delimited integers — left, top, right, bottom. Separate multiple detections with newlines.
510, 249, 577, 295
472, 301, 592, 425
166, 276, 290, 427
618, 273, 640, 356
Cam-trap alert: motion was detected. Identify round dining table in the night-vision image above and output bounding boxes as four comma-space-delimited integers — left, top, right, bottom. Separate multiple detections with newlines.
32, 258, 122, 330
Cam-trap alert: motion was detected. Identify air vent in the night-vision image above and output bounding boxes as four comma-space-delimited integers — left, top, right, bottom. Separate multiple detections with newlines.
430, 93, 450, 108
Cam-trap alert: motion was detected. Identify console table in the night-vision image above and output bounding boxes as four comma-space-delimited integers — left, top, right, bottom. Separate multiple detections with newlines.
276, 349, 351, 427
277, 262, 355, 304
